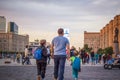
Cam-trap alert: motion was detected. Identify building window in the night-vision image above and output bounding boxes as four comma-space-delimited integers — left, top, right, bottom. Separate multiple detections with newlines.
4, 40, 6, 42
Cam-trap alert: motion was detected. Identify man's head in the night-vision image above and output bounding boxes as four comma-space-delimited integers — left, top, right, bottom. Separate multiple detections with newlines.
58, 28, 64, 35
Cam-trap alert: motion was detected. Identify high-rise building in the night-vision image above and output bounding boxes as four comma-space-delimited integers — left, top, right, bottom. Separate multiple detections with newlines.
7, 22, 18, 34
0, 16, 6, 33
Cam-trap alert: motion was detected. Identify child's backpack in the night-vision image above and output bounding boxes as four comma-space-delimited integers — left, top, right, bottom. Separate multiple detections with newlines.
34, 46, 43, 60
72, 57, 81, 71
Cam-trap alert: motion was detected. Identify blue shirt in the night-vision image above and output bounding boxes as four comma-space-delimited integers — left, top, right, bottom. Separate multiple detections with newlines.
52, 36, 69, 55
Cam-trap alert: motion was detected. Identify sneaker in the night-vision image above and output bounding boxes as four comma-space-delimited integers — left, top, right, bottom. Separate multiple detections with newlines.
37, 75, 42, 80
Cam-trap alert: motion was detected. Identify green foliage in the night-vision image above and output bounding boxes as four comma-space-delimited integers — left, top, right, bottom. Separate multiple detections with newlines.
83, 44, 92, 53
104, 47, 113, 55
97, 48, 104, 54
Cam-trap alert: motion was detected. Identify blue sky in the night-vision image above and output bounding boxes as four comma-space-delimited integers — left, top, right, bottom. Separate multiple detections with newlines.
0, 0, 120, 48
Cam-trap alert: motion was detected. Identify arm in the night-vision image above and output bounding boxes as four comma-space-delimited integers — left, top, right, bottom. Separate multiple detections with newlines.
51, 44, 54, 59
24, 48, 28, 57
66, 43, 70, 60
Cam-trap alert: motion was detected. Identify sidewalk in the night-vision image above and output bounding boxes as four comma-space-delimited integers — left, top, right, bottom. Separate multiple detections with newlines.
0, 58, 103, 66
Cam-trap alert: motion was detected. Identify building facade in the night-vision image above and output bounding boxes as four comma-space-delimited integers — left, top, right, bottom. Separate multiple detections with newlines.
100, 15, 120, 51
0, 33, 29, 52
0, 16, 6, 33
7, 22, 18, 34
84, 15, 120, 53
84, 31, 100, 52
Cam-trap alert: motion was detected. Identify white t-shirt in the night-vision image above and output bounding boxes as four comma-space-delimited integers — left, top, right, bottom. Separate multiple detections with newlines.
25, 48, 29, 57
47, 48, 50, 54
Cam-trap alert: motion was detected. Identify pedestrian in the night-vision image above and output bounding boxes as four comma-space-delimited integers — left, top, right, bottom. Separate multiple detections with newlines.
16, 52, 21, 63
103, 54, 107, 64
47, 45, 51, 64
98, 53, 102, 64
80, 49, 85, 64
70, 50, 81, 80
95, 53, 99, 64
90, 51, 95, 65
36, 39, 48, 80
86, 52, 90, 64
51, 28, 70, 80
22, 45, 30, 65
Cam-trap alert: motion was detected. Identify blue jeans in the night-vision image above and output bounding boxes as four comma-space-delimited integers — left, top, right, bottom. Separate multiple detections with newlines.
54, 55, 66, 80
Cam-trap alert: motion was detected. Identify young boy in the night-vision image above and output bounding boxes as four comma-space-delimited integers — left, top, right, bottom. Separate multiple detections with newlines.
70, 50, 81, 80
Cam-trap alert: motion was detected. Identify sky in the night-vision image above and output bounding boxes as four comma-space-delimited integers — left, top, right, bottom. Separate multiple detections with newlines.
0, 0, 120, 49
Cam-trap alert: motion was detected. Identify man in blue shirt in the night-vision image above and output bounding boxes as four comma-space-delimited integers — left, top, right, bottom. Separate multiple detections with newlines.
51, 28, 70, 80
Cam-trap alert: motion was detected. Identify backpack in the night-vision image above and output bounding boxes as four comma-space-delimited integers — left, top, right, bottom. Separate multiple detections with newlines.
72, 57, 81, 71
34, 47, 43, 60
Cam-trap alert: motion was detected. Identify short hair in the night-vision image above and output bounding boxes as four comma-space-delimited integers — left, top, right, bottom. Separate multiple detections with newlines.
58, 28, 64, 34
40, 39, 46, 45
74, 50, 79, 56
26, 45, 28, 48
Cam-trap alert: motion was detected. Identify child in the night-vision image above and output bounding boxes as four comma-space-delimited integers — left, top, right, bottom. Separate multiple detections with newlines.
70, 50, 81, 80
36, 39, 48, 80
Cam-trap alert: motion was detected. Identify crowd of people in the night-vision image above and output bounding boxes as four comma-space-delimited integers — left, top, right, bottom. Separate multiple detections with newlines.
1, 28, 120, 80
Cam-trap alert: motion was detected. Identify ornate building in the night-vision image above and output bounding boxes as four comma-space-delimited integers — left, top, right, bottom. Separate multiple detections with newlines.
100, 15, 120, 50
84, 15, 120, 53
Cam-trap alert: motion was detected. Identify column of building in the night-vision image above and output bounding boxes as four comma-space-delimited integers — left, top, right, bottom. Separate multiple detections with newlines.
100, 15, 120, 52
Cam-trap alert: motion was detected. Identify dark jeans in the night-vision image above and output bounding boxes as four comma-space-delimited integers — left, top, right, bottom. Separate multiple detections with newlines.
22, 57, 30, 65
36, 61, 47, 79
54, 55, 66, 80
47, 54, 51, 64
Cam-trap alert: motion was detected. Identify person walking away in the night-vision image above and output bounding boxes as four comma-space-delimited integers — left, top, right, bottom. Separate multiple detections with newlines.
51, 28, 70, 80
70, 50, 81, 80
47, 46, 51, 64
90, 51, 95, 65
86, 52, 90, 64
95, 53, 99, 64
98, 53, 102, 64
35, 39, 48, 80
80, 50, 85, 64
22, 45, 30, 65
16, 52, 21, 63
103, 54, 107, 64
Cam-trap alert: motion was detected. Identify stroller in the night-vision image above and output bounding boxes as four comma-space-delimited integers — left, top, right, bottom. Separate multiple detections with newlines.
104, 58, 120, 70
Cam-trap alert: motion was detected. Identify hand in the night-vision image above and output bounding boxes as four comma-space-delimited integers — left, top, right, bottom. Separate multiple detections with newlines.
51, 54, 54, 59
67, 55, 70, 60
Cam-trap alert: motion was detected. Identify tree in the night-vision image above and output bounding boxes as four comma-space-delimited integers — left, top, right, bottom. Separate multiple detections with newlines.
83, 44, 92, 53
104, 47, 113, 55
97, 48, 104, 54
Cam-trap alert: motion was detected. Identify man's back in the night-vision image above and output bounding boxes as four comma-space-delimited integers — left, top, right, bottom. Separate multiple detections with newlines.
52, 36, 69, 55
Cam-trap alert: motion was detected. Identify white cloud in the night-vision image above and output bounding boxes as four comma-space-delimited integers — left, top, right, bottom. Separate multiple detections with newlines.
0, 0, 120, 48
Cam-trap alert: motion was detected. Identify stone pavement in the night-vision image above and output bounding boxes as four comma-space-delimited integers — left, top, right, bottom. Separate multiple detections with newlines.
0, 59, 120, 80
